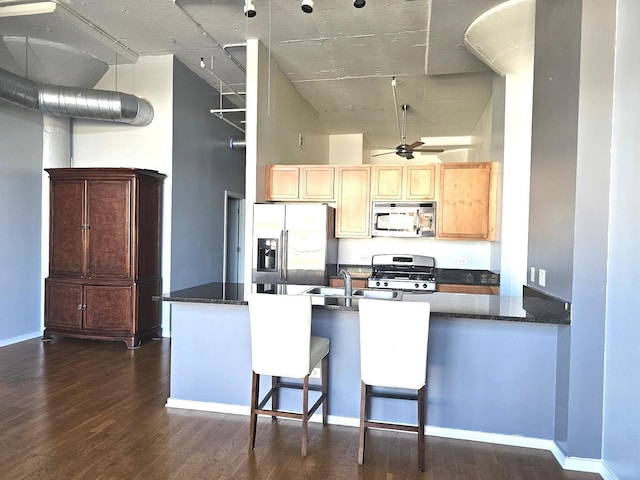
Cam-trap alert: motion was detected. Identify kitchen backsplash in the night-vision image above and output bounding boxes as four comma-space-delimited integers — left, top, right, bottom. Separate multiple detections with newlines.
338, 237, 496, 271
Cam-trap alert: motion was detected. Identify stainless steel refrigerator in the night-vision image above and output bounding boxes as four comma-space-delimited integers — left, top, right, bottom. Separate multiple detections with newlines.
252, 203, 338, 293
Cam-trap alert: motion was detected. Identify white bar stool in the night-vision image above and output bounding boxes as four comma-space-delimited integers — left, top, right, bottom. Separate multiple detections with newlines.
247, 293, 330, 457
357, 298, 431, 472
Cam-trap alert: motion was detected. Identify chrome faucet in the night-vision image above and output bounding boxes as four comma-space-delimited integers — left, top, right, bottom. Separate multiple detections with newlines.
339, 268, 353, 304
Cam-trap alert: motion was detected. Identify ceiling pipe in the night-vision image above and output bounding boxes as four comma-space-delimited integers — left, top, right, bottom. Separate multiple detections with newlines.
0, 66, 154, 125
229, 138, 246, 150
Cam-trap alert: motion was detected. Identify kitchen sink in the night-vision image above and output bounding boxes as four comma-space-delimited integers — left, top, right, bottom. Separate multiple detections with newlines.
353, 289, 403, 300
302, 286, 402, 301
302, 287, 348, 296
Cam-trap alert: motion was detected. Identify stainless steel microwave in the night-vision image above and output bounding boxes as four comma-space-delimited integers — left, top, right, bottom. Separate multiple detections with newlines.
371, 201, 436, 237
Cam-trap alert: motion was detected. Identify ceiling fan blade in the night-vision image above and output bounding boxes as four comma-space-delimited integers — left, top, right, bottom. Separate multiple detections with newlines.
371, 151, 396, 157
406, 141, 424, 150
412, 147, 445, 153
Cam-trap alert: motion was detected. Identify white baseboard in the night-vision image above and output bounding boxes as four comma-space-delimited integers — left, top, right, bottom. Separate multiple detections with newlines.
599, 461, 618, 480
165, 397, 611, 477
166, 398, 249, 416
0, 331, 42, 348
551, 443, 619, 479
165, 398, 360, 427
425, 425, 556, 451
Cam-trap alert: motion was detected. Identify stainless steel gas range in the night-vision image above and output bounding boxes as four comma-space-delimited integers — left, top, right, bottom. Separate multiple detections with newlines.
367, 254, 436, 292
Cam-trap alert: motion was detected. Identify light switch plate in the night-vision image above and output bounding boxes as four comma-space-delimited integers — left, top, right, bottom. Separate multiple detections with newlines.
539, 269, 546, 287
530, 267, 535, 282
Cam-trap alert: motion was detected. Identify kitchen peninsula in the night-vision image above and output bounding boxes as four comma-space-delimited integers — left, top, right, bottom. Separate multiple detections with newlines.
157, 283, 569, 448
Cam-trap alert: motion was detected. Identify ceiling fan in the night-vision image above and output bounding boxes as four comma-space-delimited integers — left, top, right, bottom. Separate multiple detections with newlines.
372, 77, 444, 160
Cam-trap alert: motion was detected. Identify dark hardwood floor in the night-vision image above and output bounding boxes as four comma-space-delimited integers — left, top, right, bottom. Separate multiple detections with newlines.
0, 337, 602, 480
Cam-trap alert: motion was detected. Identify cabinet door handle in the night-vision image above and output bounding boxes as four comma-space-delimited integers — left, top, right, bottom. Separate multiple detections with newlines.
77, 304, 86, 310
81, 224, 90, 230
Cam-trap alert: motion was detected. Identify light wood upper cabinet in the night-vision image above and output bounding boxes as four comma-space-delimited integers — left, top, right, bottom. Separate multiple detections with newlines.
437, 162, 496, 240
300, 166, 335, 200
371, 165, 403, 200
404, 164, 436, 200
336, 166, 371, 238
371, 164, 436, 200
266, 165, 335, 201
265, 165, 299, 200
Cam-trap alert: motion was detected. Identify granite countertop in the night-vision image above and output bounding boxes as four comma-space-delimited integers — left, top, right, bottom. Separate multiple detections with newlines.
155, 283, 569, 325
156, 282, 246, 304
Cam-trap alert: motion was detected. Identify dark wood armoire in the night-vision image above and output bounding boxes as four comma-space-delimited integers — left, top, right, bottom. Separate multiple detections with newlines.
43, 168, 166, 349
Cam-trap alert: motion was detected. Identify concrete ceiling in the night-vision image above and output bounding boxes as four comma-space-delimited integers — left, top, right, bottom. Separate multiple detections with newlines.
0, 0, 505, 150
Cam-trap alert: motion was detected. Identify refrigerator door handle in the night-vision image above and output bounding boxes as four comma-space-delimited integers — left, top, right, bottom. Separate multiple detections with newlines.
278, 230, 285, 281
283, 230, 289, 282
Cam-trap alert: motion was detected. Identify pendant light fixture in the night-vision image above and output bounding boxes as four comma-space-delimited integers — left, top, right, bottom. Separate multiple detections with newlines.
243, 0, 365, 16
244, 0, 256, 17
301, 0, 313, 13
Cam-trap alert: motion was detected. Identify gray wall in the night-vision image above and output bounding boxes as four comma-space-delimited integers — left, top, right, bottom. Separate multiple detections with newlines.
529, 3, 640, 476
529, 0, 582, 454
170, 303, 559, 440
529, 0, 582, 455
602, 0, 640, 478
170, 58, 246, 290
528, 0, 581, 302
530, 0, 609, 461
0, 106, 43, 345
561, 0, 612, 462
489, 74, 505, 274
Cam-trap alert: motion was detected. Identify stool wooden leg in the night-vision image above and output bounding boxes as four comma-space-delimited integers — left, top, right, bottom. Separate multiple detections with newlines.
357, 381, 367, 465
321, 354, 329, 425
249, 371, 260, 450
418, 385, 426, 472
302, 375, 310, 457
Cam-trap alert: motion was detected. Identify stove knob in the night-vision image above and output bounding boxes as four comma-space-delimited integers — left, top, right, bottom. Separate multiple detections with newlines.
383, 281, 388, 287
414, 283, 419, 289
375, 281, 381, 287
423, 284, 428, 289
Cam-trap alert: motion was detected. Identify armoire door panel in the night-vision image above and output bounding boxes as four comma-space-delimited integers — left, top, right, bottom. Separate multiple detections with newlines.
84, 285, 132, 332
49, 180, 85, 277
87, 180, 132, 279
45, 280, 83, 329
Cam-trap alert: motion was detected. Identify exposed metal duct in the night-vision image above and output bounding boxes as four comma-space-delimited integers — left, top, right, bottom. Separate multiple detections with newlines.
0, 66, 153, 126
229, 138, 246, 150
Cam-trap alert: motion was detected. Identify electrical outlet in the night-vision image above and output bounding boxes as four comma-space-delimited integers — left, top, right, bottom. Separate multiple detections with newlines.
310, 366, 321, 379
457, 257, 468, 265
539, 269, 546, 287
530, 267, 535, 282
